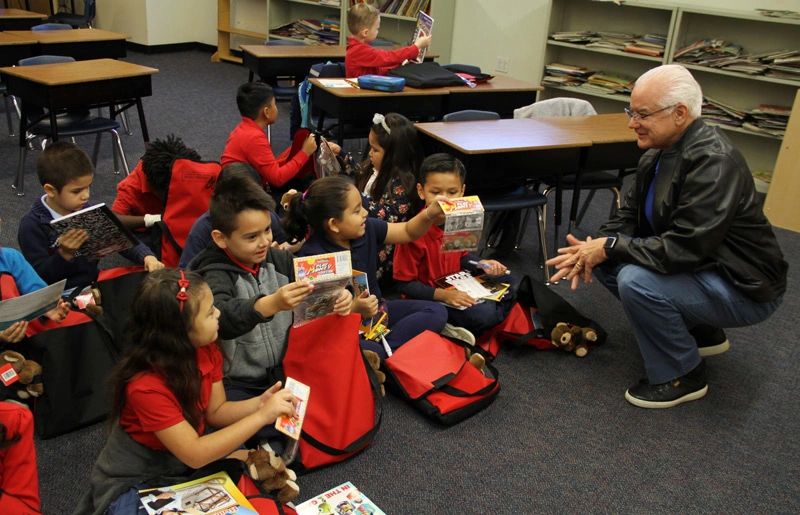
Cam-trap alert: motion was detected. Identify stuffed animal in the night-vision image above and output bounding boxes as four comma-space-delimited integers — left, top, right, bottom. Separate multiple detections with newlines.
0, 350, 43, 399
246, 447, 300, 504
550, 322, 597, 358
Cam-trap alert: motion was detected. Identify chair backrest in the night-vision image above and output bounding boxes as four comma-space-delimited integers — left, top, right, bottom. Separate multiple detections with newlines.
85, 0, 96, 20
514, 98, 597, 119
32, 23, 72, 31
443, 110, 500, 122
18, 55, 75, 66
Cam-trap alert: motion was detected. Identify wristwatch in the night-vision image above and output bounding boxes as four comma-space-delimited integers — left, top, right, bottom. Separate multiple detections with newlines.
603, 236, 618, 253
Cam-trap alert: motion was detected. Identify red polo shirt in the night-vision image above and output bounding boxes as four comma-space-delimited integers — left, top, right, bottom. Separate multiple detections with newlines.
111, 161, 164, 216
119, 343, 223, 451
345, 36, 419, 77
393, 222, 466, 286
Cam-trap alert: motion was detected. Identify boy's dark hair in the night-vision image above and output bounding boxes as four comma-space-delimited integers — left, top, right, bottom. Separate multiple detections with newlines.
419, 153, 467, 184
347, 2, 379, 34
358, 112, 422, 201
283, 176, 355, 242
218, 162, 263, 188
236, 81, 275, 120
36, 142, 93, 190
209, 172, 275, 235
141, 134, 202, 196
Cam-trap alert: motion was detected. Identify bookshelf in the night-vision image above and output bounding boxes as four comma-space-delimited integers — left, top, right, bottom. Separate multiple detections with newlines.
538, 0, 800, 190
214, 0, 454, 64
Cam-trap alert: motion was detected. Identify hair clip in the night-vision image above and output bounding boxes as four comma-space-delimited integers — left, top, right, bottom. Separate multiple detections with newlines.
176, 270, 190, 312
372, 113, 391, 134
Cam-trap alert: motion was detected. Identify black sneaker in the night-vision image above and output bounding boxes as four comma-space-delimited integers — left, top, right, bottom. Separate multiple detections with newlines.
690, 325, 730, 357
625, 361, 708, 409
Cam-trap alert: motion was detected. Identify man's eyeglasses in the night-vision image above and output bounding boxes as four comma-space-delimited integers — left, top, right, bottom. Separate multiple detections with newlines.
624, 104, 677, 120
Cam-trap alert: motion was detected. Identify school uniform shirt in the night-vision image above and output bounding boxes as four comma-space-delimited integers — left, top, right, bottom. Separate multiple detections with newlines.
365, 176, 413, 282
119, 343, 224, 451
345, 36, 419, 77
299, 217, 388, 298
221, 117, 310, 189
111, 161, 163, 217
0, 247, 47, 296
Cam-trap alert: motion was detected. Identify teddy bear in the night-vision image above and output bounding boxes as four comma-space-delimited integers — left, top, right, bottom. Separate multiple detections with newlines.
246, 447, 300, 504
550, 322, 598, 358
0, 350, 44, 400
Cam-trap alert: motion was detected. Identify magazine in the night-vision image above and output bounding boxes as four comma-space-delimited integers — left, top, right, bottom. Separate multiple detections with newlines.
274, 377, 310, 440
411, 10, 434, 64
295, 481, 385, 515
439, 196, 484, 252
351, 269, 373, 334
0, 279, 66, 331
434, 270, 509, 309
137, 471, 256, 515
292, 251, 352, 326
49, 203, 138, 260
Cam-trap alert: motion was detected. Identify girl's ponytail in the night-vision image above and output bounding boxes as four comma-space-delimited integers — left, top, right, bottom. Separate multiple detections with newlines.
282, 176, 356, 241
282, 190, 311, 243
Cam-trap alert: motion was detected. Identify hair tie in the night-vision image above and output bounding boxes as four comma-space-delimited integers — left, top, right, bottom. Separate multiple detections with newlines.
301, 190, 308, 203
176, 270, 190, 312
372, 113, 391, 134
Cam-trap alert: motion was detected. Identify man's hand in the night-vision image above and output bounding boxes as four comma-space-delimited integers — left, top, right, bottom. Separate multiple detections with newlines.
545, 234, 609, 290
144, 256, 165, 272
57, 228, 89, 261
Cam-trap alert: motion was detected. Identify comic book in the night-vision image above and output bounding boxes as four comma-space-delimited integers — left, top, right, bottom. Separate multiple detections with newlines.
292, 251, 352, 327
0, 279, 65, 331
434, 270, 510, 309
49, 203, 138, 260
411, 10, 434, 64
295, 481, 386, 515
274, 377, 310, 440
438, 196, 484, 252
137, 471, 256, 515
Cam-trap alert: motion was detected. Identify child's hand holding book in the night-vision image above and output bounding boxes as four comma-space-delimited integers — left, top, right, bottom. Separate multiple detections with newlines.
258, 280, 314, 316
332, 289, 353, 317
256, 381, 297, 425
436, 288, 477, 309
353, 290, 379, 318
56, 228, 89, 261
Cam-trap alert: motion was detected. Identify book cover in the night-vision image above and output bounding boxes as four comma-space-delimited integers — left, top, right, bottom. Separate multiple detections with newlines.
275, 377, 310, 440
411, 10, 433, 64
439, 196, 484, 253
49, 203, 138, 260
292, 251, 352, 327
351, 269, 373, 334
0, 279, 66, 331
295, 481, 385, 515
137, 471, 256, 515
433, 270, 509, 308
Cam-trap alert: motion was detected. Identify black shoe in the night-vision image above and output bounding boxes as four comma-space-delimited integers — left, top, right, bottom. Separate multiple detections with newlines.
625, 361, 708, 409
690, 325, 730, 357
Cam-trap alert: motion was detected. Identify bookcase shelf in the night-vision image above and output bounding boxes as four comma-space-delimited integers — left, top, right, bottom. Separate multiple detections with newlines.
547, 40, 664, 64
680, 63, 800, 88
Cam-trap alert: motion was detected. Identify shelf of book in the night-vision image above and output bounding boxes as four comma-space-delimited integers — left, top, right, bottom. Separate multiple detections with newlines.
705, 122, 784, 141
680, 63, 800, 88
547, 40, 665, 64
544, 83, 630, 103
286, 0, 341, 9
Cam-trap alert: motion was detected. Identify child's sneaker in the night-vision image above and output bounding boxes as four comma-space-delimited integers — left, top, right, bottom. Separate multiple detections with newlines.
441, 323, 476, 346
362, 349, 386, 397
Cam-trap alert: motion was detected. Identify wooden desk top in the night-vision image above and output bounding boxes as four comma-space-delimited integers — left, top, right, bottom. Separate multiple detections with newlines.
0, 58, 158, 86
0, 32, 36, 45
415, 118, 592, 154
0, 8, 47, 19
242, 44, 438, 60
536, 113, 636, 144
5, 28, 129, 44
446, 75, 543, 93
309, 77, 448, 98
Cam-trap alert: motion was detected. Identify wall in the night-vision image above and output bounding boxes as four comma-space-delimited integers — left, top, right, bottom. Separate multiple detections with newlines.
95, 0, 217, 46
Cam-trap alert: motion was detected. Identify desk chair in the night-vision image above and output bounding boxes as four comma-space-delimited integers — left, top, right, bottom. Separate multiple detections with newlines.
262, 39, 306, 101
13, 55, 129, 196
50, 0, 95, 28
442, 110, 550, 280
31, 23, 72, 30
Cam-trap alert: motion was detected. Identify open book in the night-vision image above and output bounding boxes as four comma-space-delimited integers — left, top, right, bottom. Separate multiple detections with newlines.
412, 10, 434, 64
49, 203, 138, 260
137, 471, 256, 515
295, 481, 385, 515
0, 279, 66, 331
292, 251, 352, 326
434, 270, 510, 309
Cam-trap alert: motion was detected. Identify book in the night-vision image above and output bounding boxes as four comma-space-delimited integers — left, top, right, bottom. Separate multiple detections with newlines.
434, 270, 510, 309
411, 10, 433, 64
137, 471, 256, 515
292, 251, 352, 326
0, 279, 66, 331
275, 377, 310, 440
351, 269, 373, 333
49, 203, 138, 260
439, 196, 484, 253
295, 481, 385, 515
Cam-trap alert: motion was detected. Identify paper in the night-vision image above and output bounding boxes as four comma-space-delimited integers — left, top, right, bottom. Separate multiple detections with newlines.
275, 377, 310, 440
0, 279, 66, 331
295, 482, 385, 515
316, 79, 353, 88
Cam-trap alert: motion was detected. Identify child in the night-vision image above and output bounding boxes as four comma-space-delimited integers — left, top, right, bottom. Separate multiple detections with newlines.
357, 112, 422, 283
222, 82, 343, 193
393, 154, 518, 338
190, 174, 351, 445
77, 269, 298, 513
17, 142, 164, 293
285, 176, 449, 358
0, 401, 41, 513
346, 2, 432, 77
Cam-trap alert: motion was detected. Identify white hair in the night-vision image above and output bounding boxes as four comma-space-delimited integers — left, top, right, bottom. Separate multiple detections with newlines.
636, 64, 703, 119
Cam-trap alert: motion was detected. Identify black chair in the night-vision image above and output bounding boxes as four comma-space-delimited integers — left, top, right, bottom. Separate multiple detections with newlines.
261, 39, 307, 102
13, 55, 129, 196
442, 110, 550, 281
50, 0, 95, 28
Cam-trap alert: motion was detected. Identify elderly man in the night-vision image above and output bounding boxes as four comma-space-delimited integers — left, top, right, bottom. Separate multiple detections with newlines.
547, 64, 787, 409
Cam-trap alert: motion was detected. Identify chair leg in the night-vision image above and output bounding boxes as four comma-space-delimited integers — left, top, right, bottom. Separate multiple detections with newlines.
91, 132, 102, 166
611, 187, 622, 211
119, 109, 133, 136
111, 129, 130, 175
537, 206, 550, 283
14, 145, 27, 196
575, 189, 597, 227
515, 208, 533, 250
3, 95, 14, 137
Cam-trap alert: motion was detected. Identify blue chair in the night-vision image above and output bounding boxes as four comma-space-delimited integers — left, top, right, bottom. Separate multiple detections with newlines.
50, 0, 95, 28
442, 110, 550, 280
31, 23, 72, 31
13, 55, 129, 196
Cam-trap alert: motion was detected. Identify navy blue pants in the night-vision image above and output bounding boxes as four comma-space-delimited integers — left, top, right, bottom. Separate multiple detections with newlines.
361, 298, 447, 358
445, 273, 520, 335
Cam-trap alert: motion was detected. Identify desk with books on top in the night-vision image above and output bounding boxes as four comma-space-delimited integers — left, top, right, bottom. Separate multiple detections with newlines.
5, 28, 129, 60
0, 31, 36, 66
0, 7, 46, 30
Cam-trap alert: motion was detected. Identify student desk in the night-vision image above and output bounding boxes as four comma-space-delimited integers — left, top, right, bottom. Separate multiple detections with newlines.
5, 28, 128, 60
0, 31, 36, 66
443, 76, 542, 118
0, 8, 46, 30
0, 58, 158, 147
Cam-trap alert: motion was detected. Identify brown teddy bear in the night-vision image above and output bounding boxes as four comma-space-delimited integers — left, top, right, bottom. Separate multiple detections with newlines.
550, 322, 597, 358
246, 447, 300, 504
0, 350, 43, 399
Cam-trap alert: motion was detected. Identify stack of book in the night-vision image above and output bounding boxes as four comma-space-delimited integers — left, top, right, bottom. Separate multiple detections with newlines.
269, 19, 339, 45
702, 96, 747, 128
624, 33, 666, 57
745, 104, 790, 137
319, 0, 341, 6
759, 50, 800, 80
542, 62, 595, 87
550, 31, 666, 57
581, 72, 633, 95
550, 30, 599, 44
377, 0, 430, 17
676, 40, 800, 81
585, 31, 637, 52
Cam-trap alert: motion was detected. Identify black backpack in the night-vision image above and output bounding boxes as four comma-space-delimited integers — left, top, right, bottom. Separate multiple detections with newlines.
388, 62, 465, 88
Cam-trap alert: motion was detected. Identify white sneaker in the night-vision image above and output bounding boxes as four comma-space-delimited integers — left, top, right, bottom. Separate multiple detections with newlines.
442, 323, 476, 345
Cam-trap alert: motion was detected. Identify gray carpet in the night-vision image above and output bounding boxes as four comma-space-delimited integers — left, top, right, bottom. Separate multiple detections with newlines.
0, 50, 796, 514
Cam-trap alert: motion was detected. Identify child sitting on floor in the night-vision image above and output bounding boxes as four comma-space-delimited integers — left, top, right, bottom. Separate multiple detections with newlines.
0, 401, 41, 513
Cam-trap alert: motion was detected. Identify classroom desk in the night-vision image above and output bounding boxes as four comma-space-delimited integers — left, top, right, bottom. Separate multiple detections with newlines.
0, 8, 46, 30
0, 58, 158, 146
5, 28, 128, 60
443, 75, 542, 118
0, 31, 35, 66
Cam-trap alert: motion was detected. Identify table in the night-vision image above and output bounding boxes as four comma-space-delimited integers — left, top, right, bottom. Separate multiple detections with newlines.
0, 58, 158, 145
0, 7, 46, 30
443, 75, 542, 118
0, 31, 36, 66
5, 28, 128, 60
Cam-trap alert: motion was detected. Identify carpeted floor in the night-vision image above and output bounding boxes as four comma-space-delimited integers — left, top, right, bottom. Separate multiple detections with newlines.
0, 49, 796, 514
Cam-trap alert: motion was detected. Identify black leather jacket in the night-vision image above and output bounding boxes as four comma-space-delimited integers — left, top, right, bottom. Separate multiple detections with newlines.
599, 119, 787, 302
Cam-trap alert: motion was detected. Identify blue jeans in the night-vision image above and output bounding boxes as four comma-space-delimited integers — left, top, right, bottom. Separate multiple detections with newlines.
594, 263, 782, 383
